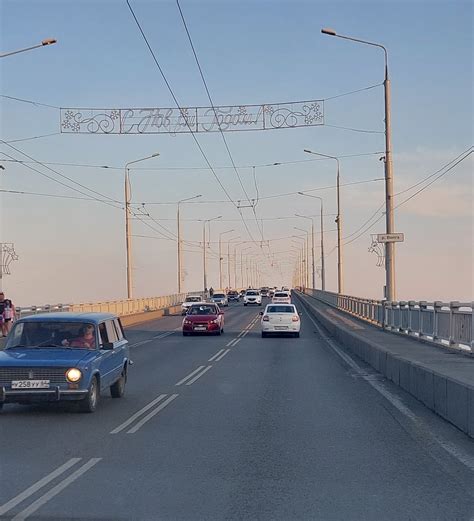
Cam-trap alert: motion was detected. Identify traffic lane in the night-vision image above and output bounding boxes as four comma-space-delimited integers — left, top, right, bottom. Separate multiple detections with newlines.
124, 300, 253, 346
0, 305, 259, 507
28, 307, 474, 521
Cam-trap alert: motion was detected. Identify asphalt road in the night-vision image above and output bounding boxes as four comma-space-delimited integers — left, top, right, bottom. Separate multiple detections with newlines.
1, 301, 473, 521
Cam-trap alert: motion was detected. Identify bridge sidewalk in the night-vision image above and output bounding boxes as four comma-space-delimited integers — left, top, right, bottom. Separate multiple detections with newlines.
295, 292, 474, 438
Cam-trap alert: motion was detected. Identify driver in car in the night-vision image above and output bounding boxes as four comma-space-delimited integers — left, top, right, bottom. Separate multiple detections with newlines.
62, 325, 96, 349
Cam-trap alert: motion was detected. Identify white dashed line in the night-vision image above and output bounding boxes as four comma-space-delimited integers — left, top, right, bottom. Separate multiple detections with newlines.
185, 365, 213, 386
127, 394, 179, 434
175, 366, 207, 386
0, 459, 81, 517
208, 349, 226, 362
110, 394, 168, 434
213, 349, 231, 361
11, 458, 102, 521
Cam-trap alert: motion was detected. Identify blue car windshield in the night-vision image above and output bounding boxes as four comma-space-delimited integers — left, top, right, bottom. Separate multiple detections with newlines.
6, 321, 97, 349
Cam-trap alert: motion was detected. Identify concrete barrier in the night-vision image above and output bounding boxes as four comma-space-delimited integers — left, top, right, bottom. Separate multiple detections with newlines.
296, 292, 474, 439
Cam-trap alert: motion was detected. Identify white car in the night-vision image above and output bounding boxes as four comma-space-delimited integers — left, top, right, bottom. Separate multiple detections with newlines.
260, 303, 301, 338
181, 295, 204, 315
243, 290, 262, 306
272, 291, 291, 304
211, 293, 228, 307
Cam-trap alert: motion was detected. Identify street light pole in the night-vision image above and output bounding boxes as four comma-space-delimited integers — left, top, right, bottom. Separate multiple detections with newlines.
226, 236, 241, 289
297, 194, 326, 291
202, 216, 222, 294
0, 38, 57, 58
124, 153, 160, 299
292, 236, 307, 290
177, 195, 202, 293
219, 229, 234, 289
295, 215, 316, 289
294, 227, 311, 288
303, 149, 342, 293
321, 27, 395, 300
240, 247, 251, 289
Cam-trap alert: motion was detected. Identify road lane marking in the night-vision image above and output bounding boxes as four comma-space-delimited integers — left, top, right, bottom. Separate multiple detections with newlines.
185, 365, 213, 385
208, 349, 225, 362
110, 394, 168, 434
0, 458, 81, 516
127, 394, 179, 434
129, 331, 175, 348
214, 349, 231, 361
226, 339, 237, 347
301, 306, 474, 472
175, 366, 206, 386
232, 338, 241, 346
11, 458, 102, 521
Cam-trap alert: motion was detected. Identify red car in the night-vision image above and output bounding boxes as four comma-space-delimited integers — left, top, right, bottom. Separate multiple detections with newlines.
182, 304, 224, 336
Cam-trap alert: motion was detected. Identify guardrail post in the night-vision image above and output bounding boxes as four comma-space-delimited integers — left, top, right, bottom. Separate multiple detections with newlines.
407, 301, 416, 334
448, 301, 460, 347
419, 301, 428, 338
433, 301, 443, 342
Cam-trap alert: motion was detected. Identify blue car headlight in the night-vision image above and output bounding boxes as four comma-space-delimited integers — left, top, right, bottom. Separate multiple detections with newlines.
66, 368, 82, 383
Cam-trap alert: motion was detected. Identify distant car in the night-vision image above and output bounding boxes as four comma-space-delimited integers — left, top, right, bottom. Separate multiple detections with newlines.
0, 313, 130, 413
239, 290, 246, 298
244, 290, 262, 306
211, 293, 228, 307
272, 291, 291, 304
182, 304, 224, 336
227, 291, 240, 302
260, 304, 301, 338
181, 295, 204, 315
260, 287, 270, 297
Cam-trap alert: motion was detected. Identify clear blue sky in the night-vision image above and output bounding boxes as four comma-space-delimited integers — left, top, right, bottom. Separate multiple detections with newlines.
1, 0, 472, 304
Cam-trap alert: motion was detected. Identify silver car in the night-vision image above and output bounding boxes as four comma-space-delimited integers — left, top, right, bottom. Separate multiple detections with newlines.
211, 293, 228, 307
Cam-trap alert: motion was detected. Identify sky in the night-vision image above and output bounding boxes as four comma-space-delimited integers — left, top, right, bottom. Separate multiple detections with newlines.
0, 0, 472, 306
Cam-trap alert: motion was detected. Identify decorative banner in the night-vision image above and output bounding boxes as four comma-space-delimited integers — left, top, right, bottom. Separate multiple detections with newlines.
60, 99, 324, 135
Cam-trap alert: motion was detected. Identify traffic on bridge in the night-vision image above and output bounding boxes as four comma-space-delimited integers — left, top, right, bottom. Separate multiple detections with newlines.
1, 1, 472, 520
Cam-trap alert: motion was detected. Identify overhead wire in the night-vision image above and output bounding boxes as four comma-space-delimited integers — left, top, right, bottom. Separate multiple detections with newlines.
0, 151, 385, 171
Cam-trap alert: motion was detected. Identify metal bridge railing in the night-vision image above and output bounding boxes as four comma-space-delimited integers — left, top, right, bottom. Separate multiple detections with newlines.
15, 293, 189, 319
303, 289, 473, 353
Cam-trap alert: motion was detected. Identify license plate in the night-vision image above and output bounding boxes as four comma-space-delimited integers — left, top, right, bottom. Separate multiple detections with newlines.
194, 326, 206, 331
274, 326, 288, 330
11, 380, 50, 389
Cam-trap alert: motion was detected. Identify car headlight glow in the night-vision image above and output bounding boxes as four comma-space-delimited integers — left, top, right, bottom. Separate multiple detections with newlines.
66, 368, 82, 383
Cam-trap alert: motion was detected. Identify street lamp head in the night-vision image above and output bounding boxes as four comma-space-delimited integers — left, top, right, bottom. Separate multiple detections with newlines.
303, 149, 312, 154
42, 38, 57, 46
321, 28, 337, 36
151, 153, 160, 158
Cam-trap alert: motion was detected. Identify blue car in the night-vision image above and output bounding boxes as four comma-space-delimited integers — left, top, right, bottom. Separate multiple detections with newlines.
0, 312, 130, 413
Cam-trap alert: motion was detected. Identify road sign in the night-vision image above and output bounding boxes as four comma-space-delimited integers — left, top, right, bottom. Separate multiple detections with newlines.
377, 233, 404, 243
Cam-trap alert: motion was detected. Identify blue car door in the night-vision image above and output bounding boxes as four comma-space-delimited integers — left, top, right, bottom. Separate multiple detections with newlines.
97, 321, 119, 389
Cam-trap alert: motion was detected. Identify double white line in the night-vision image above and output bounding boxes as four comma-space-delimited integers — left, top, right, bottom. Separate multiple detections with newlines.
175, 365, 213, 386
0, 457, 101, 521
208, 348, 231, 362
110, 393, 179, 434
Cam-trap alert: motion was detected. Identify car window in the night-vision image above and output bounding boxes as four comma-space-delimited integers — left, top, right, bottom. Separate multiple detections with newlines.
266, 306, 295, 313
274, 292, 289, 297
213, 294, 225, 298
5, 321, 97, 349
98, 323, 108, 345
189, 305, 217, 315
246, 291, 258, 296
105, 320, 118, 343
114, 318, 124, 340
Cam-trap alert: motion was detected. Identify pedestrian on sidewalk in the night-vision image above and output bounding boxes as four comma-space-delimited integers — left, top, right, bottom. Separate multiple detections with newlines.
0, 292, 15, 337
